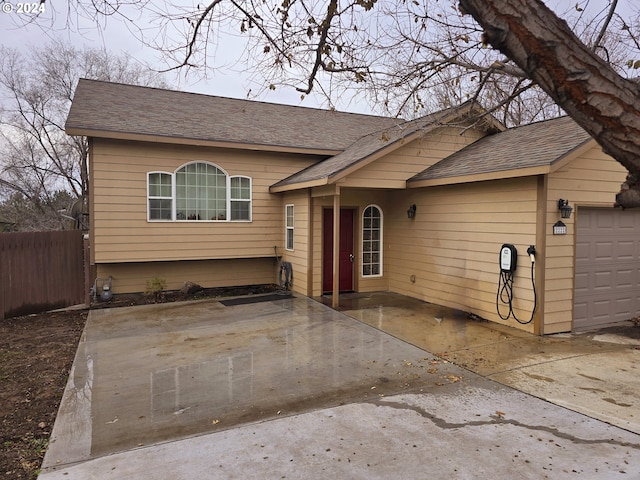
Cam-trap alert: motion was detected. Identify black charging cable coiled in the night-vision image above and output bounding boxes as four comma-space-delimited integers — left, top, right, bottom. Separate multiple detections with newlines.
496, 261, 537, 325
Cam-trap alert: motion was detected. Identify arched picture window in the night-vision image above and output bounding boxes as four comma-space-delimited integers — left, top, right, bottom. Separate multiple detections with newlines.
362, 205, 383, 277
147, 162, 251, 222
176, 162, 227, 221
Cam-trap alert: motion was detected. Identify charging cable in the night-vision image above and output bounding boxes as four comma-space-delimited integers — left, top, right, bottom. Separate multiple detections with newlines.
496, 246, 537, 324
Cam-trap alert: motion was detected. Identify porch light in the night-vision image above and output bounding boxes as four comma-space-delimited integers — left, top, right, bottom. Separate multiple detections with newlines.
557, 199, 573, 219
407, 204, 417, 219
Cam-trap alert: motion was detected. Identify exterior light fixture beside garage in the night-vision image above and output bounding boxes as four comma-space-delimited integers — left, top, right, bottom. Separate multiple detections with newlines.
558, 199, 573, 219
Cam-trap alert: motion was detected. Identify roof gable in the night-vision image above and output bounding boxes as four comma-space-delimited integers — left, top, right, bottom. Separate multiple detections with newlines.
65, 79, 400, 153
270, 102, 503, 191
408, 116, 593, 187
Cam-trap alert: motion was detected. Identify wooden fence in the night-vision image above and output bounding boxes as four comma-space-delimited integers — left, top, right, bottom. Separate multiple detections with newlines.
0, 230, 87, 320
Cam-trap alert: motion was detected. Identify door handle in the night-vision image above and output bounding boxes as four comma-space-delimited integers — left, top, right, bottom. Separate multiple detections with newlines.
349, 253, 354, 263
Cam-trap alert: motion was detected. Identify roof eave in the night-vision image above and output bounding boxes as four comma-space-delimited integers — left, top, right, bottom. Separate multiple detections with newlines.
407, 165, 551, 188
65, 126, 343, 156
270, 178, 329, 193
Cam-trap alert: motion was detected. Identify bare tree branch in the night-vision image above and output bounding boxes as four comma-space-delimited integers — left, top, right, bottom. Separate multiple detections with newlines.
593, 0, 618, 50
0, 39, 166, 229
458, 0, 640, 208
160, 0, 224, 72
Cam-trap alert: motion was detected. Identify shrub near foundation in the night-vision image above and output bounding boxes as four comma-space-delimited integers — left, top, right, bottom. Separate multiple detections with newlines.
145, 276, 166, 302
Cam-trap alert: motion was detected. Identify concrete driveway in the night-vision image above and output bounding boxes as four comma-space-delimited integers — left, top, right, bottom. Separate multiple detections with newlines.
336, 292, 640, 434
40, 294, 640, 479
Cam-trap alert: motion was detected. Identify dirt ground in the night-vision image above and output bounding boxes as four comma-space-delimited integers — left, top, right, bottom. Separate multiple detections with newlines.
0, 284, 277, 479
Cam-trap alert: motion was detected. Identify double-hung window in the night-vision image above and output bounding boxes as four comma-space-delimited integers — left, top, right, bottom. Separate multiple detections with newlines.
230, 176, 252, 221
147, 162, 252, 222
285, 204, 294, 250
148, 172, 173, 220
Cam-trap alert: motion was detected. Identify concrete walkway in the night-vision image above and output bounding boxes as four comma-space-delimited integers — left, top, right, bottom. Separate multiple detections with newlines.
336, 292, 640, 434
40, 294, 640, 479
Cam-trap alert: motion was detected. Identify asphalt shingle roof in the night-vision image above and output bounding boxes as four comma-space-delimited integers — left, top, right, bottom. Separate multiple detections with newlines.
272, 103, 495, 188
65, 79, 400, 152
409, 116, 592, 183
67, 80, 591, 191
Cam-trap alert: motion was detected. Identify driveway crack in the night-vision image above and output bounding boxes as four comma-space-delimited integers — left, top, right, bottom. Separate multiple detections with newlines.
369, 398, 640, 448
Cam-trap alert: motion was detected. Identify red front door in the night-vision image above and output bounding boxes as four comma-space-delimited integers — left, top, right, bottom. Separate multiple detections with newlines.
323, 208, 355, 293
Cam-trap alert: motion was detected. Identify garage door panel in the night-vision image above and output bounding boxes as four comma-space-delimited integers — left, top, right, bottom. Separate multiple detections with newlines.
574, 272, 588, 291
595, 241, 613, 260
594, 271, 612, 289
574, 208, 640, 331
575, 241, 589, 260
616, 269, 634, 288
617, 241, 634, 258
614, 298, 633, 318
592, 299, 612, 319
574, 302, 586, 320
618, 214, 637, 229
595, 214, 613, 228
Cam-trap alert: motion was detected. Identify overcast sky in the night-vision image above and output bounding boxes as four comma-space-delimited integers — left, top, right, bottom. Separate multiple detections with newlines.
0, 0, 636, 114
0, 0, 348, 110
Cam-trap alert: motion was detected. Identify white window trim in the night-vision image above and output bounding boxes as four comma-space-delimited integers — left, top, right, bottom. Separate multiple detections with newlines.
285, 204, 294, 251
146, 162, 252, 223
147, 171, 174, 222
229, 175, 252, 222
174, 161, 230, 222
362, 204, 383, 278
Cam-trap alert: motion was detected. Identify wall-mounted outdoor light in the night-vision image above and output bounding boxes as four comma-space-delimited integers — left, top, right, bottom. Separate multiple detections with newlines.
558, 199, 573, 219
407, 204, 417, 219
553, 220, 567, 235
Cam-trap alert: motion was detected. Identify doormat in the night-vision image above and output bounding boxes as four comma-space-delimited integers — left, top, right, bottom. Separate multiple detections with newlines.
220, 293, 293, 306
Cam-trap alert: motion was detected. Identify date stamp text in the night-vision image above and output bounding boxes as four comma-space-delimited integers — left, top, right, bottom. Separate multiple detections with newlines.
2, 2, 46, 14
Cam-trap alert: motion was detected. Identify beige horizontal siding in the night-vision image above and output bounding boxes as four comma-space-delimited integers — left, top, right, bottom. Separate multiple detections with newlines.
386, 177, 538, 332
543, 144, 628, 332
91, 139, 318, 263
281, 191, 310, 295
340, 127, 484, 188
95, 258, 279, 294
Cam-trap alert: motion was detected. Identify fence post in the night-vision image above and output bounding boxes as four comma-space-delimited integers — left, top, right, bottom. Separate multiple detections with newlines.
84, 234, 91, 306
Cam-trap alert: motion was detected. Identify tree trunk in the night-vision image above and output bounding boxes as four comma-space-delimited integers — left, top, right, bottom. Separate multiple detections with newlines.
458, 0, 640, 208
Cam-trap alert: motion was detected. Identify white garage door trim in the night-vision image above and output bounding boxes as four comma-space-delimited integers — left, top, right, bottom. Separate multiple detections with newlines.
573, 207, 640, 331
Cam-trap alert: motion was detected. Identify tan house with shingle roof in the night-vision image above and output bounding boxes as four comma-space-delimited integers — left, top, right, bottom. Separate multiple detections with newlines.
66, 79, 638, 334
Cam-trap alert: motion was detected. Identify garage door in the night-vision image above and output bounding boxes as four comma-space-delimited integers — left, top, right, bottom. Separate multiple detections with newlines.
574, 208, 640, 331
